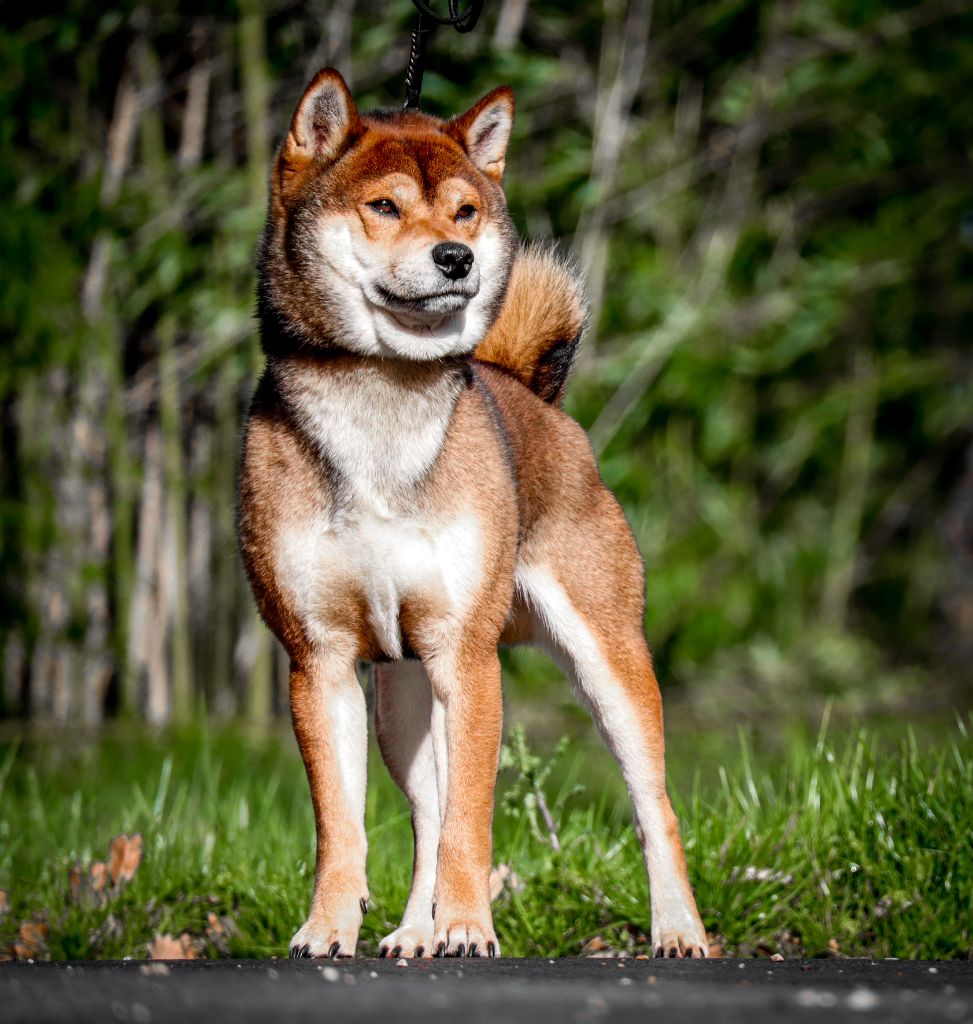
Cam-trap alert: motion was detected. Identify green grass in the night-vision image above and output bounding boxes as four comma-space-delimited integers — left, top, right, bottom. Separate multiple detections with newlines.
0, 715, 971, 960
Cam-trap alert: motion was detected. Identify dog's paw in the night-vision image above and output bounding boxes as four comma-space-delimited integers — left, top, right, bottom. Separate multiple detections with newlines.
432, 908, 499, 958
650, 922, 709, 959
289, 906, 363, 959
377, 923, 434, 959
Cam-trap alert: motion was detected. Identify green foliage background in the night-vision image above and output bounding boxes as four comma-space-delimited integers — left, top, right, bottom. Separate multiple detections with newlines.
1, 0, 971, 725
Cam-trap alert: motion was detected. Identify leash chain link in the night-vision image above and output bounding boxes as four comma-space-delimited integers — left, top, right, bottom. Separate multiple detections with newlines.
403, 0, 487, 109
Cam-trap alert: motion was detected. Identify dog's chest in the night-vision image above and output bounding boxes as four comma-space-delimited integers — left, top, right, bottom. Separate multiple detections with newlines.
276, 364, 481, 657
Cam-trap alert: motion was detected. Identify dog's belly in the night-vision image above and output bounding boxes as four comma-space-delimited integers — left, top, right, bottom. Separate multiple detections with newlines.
275, 505, 482, 660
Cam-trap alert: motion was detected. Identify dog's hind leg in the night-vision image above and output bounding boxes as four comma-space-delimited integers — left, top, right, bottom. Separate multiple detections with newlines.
517, 544, 708, 959
288, 650, 369, 958
374, 659, 442, 958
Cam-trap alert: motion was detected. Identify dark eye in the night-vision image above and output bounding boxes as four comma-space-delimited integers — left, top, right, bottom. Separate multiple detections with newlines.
456, 204, 477, 222
367, 198, 399, 217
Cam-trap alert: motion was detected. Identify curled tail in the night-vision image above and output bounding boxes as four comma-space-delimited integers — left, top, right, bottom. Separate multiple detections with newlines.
474, 245, 588, 406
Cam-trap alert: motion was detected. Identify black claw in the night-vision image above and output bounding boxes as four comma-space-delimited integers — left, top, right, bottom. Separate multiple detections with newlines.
290, 943, 311, 959
487, 941, 497, 958
378, 946, 388, 958
360, 897, 368, 917
668, 946, 678, 958
436, 942, 446, 958
329, 941, 340, 958
415, 946, 425, 959
469, 943, 478, 957
456, 943, 465, 958
392, 946, 402, 958
654, 946, 664, 958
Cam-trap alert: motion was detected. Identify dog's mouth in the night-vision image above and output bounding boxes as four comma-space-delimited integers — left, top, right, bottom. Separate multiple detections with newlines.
369, 283, 476, 330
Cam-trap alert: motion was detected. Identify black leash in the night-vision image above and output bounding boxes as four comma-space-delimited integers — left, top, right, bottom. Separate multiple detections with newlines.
403, 0, 487, 110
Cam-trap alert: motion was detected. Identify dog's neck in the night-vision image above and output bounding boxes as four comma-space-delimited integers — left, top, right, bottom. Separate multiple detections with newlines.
270, 352, 469, 512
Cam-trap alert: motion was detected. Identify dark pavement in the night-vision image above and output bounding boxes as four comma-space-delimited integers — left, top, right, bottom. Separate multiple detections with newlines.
3, 957, 971, 1023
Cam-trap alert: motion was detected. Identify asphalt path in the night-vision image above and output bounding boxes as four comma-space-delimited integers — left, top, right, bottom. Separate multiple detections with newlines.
3, 957, 971, 1023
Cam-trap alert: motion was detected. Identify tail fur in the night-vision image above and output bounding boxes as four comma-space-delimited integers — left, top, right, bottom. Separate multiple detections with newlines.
474, 244, 588, 406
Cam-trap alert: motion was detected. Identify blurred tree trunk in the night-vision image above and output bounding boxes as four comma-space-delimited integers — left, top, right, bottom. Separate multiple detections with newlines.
1, 393, 27, 716
239, 0, 274, 723
493, 0, 529, 50
240, 0, 271, 210
28, 370, 73, 720
29, 47, 140, 723
130, 424, 170, 724
212, 366, 242, 716
158, 318, 194, 723
821, 346, 876, 630
307, 0, 354, 84
136, 34, 195, 723
103, 44, 144, 719
573, 0, 653, 361
181, 22, 219, 712
178, 23, 212, 172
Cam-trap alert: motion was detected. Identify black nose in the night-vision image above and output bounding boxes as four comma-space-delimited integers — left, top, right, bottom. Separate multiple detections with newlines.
431, 242, 474, 281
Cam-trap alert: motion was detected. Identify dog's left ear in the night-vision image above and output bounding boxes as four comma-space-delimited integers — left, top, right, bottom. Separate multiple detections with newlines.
448, 87, 514, 183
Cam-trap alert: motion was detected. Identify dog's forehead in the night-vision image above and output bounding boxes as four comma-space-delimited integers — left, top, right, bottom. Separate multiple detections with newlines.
335, 128, 482, 201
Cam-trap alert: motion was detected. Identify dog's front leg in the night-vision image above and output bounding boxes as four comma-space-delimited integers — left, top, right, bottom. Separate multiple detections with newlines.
426, 645, 503, 957
288, 653, 369, 958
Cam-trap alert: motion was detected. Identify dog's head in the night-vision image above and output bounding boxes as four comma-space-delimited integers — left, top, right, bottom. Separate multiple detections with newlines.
259, 69, 518, 361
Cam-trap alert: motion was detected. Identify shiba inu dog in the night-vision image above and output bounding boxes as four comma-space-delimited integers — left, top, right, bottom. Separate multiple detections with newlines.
238, 68, 708, 960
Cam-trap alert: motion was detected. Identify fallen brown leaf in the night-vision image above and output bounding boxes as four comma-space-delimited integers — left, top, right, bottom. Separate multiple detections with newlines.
109, 833, 143, 887
147, 931, 198, 960
489, 864, 525, 902
774, 929, 804, 958
90, 861, 109, 897
205, 912, 236, 957
69, 864, 84, 904
582, 935, 623, 957
706, 933, 725, 958
14, 920, 49, 960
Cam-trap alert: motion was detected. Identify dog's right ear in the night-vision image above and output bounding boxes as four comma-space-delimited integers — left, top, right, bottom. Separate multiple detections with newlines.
278, 69, 358, 195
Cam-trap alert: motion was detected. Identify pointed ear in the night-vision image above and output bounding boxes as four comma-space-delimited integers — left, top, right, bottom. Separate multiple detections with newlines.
279, 68, 357, 189
448, 86, 514, 183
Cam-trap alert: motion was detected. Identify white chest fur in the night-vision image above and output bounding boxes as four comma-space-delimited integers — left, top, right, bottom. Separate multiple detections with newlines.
273, 360, 482, 658
281, 359, 463, 511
